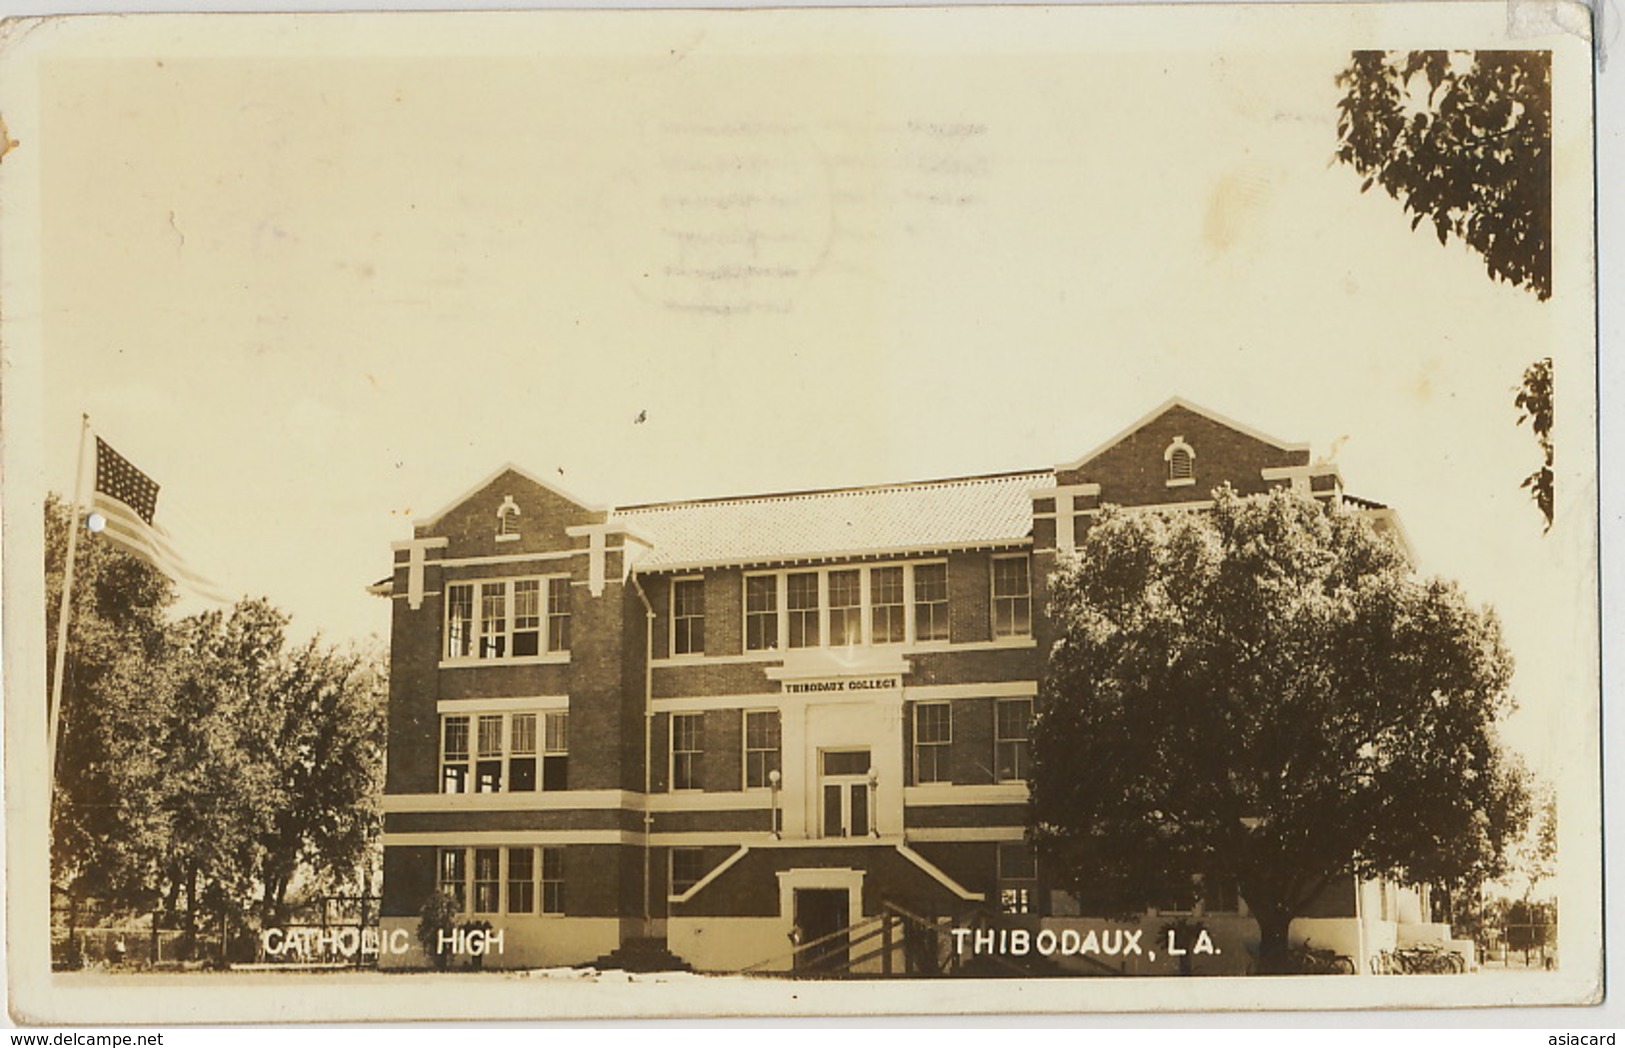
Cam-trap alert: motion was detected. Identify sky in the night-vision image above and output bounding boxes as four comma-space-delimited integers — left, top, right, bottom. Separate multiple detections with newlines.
11, 7, 1597, 801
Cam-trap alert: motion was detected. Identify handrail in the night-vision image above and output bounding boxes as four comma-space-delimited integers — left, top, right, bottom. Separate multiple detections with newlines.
741, 914, 883, 974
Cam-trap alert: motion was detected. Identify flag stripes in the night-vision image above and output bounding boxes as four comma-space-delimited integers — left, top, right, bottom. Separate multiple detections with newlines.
90, 435, 229, 603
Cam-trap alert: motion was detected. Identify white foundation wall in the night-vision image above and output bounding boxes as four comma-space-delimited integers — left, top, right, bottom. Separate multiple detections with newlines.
669, 916, 789, 973
376, 916, 622, 970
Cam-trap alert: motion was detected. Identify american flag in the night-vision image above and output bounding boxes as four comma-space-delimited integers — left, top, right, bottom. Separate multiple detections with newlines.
90, 436, 228, 602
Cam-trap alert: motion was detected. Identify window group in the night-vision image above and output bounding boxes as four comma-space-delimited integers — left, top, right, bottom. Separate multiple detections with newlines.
662, 699, 1033, 793
670, 555, 1032, 658
437, 846, 563, 915
911, 698, 1032, 786
441, 711, 568, 794
670, 709, 782, 791
445, 575, 571, 661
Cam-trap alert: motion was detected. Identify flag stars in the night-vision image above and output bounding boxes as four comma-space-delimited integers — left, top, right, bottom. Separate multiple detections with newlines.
94, 437, 160, 524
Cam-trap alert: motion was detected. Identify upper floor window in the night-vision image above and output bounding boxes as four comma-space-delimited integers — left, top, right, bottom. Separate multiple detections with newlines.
672, 712, 704, 791
870, 566, 906, 644
913, 702, 952, 784
496, 495, 521, 542
672, 578, 706, 656
828, 569, 862, 647
995, 698, 1033, 783
745, 575, 779, 651
547, 580, 571, 653
787, 572, 820, 648
441, 710, 568, 794
742, 560, 957, 653
992, 555, 1032, 638
445, 576, 570, 661
744, 709, 782, 789
1164, 436, 1196, 487
913, 562, 950, 642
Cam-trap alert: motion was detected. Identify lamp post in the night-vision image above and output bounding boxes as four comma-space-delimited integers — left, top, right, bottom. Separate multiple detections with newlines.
769, 769, 782, 838
867, 768, 879, 837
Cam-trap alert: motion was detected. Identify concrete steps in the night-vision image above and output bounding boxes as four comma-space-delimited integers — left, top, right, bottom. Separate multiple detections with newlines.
589, 937, 693, 973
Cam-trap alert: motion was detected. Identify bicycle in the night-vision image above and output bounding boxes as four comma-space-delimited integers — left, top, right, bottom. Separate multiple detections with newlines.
1393, 942, 1464, 974
1289, 939, 1357, 975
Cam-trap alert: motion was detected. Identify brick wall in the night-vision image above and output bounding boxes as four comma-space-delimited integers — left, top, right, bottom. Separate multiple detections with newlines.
1056, 403, 1308, 507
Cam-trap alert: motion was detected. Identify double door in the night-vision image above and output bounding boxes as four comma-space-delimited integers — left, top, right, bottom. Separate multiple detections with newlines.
820, 748, 872, 838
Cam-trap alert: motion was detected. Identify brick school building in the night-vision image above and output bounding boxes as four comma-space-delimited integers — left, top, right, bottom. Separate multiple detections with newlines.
374, 397, 1456, 974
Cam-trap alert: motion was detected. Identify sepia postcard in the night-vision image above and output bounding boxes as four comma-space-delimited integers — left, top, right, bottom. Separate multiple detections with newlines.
0, 1, 1605, 1024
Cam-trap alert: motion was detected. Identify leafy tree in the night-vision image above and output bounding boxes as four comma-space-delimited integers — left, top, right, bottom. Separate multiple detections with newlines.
1031, 488, 1529, 974
1335, 50, 1554, 529
255, 637, 387, 925
1335, 50, 1550, 299
156, 601, 288, 951
46, 494, 178, 916
46, 494, 386, 960
1515, 357, 1553, 530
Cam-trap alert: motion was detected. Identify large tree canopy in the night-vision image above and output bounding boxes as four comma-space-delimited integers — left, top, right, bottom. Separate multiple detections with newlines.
1031, 488, 1529, 973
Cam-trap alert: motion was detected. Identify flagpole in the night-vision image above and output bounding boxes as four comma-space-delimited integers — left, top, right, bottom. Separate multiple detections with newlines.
48, 414, 90, 793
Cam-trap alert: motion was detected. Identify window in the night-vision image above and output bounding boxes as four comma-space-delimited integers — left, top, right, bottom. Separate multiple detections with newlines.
473, 847, 502, 914
479, 583, 507, 658
496, 495, 521, 540
672, 712, 704, 790
670, 848, 705, 896
998, 843, 1038, 915
476, 714, 504, 792
996, 699, 1033, 782
672, 578, 705, 656
441, 716, 471, 794
992, 555, 1032, 637
744, 710, 782, 789
828, 569, 862, 646
447, 586, 474, 658
913, 562, 949, 642
741, 560, 967, 652
787, 572, 820, 648
509, 713, 538, 791
745, 575, 779, 651
913, 702, 951, 784
438, 846, 560, 916
444, 576, 570, 661
511, 580, 542, 657
507, 847, 535, 914
1165, 437, 1196, 486
547, 578, 571, 653
871, 566, 905, 644
438, 848, 467, 912
440, 711, 567, 794
542, 712, 569, 791
540, 847, 564, 914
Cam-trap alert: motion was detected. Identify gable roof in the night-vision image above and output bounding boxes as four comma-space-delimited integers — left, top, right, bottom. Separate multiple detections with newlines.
1055, 396, 1308, 474
613, 471, 1046, 572
413, 462, 606, 530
